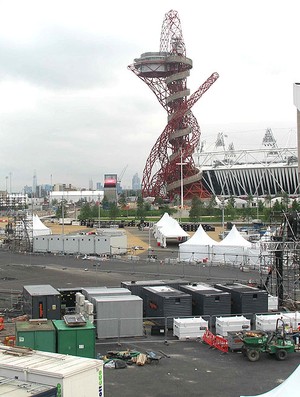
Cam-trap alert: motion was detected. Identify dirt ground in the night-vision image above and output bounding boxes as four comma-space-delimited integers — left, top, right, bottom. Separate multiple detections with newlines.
0, 217, 223, 253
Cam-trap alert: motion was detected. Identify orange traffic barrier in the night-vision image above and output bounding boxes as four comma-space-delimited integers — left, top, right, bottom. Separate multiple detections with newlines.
202, 329, 215, 347
214, 335, 228, 353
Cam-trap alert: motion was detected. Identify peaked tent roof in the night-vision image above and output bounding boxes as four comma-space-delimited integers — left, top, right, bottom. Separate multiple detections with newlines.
155, 212, 171, 228
32, 214, 51, 236
180, 224, 217, 246
159, 217, 189, 238
219, 225, 251, 247
240, 364, 300, 397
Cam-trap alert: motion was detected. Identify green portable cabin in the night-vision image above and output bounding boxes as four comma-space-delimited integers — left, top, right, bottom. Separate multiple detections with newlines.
15, 320, 56, 353
52, 319, 96, 358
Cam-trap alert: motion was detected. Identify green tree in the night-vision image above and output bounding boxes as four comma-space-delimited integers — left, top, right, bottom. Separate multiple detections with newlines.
78, 202, 92, 220
56, 200, 68, 219
189, 196, 203, 222
102, 195, 109, 210
109, 202, 119, 220
137, 195, 145, 219
118, 193, 127, 209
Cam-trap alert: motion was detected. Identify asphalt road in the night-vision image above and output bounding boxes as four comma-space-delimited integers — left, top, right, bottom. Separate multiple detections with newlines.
1, 226, 298, 397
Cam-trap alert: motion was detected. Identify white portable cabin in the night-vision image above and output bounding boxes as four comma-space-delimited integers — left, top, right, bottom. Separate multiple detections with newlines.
0, 346, 104, 397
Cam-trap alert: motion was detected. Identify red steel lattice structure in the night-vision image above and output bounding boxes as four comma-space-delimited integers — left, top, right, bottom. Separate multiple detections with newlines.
128, 10, 219, 200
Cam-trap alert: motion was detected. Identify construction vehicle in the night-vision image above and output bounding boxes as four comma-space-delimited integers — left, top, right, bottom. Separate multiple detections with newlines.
240, 318, 295, 362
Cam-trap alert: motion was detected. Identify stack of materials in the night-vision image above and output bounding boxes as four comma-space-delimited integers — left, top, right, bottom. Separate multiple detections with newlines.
173, 317, 208, 340
215, 315, 251, 336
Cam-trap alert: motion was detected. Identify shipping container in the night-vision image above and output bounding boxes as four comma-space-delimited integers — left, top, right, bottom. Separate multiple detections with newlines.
82, 287, 131, 302
15, 320, 56, 353
93, 295, 143, 339
23, 285, 61, 320
143, 286, 192, 328
173, 317, 208, 340
0, 347, 104, 397
0, 376, 57, 397
215, 315, 251, 336
214, 282, 268, 316
53, 319, 96, 358
57, 287, 82, 315
179, 283, 231, 317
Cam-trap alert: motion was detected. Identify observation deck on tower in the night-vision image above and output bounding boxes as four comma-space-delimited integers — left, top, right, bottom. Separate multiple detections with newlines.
128, 10, 218, 201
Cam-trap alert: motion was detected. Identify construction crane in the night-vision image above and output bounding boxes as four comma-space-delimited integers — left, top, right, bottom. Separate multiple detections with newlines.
118, 165, 128, 184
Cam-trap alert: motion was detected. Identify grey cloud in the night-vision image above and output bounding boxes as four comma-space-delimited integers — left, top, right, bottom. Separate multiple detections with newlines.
0, 26, 136, 89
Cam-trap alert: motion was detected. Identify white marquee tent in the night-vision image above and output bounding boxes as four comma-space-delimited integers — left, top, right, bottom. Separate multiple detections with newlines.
240, 365, 300, 397
32, 214, 52, 237
212, 225, 260, 266
179, 225, 218, 262
154, 214, 189, 248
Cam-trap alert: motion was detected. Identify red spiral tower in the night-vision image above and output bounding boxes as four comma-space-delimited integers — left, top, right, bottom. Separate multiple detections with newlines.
128, 10, 219, 201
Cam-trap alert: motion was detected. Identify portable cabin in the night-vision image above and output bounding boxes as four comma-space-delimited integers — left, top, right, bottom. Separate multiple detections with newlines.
179, 283, 231, 318
143, 286, 192, 328
23, 285, 61, 320
214, 282, 268, 316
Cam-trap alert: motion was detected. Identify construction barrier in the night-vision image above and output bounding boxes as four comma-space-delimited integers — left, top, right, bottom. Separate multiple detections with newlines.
214, 335, 228, 353
202, 329, 215, 347
202, 330, 228, 353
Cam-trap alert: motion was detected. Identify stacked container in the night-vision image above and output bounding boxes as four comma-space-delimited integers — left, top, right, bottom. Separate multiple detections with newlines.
0, 347, 103, 397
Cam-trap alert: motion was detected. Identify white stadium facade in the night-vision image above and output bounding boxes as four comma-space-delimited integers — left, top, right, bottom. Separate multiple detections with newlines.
194, 84, 300, 198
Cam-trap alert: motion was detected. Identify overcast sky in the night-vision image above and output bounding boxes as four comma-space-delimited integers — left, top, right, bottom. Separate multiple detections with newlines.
0, 0, 299, 192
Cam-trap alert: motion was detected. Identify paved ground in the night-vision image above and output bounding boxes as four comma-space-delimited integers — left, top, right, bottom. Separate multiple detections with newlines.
0, 225, 299, 397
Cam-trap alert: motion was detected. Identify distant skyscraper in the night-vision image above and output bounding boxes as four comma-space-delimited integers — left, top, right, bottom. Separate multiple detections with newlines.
132, 173, 141, 190
89, 178, 93, 190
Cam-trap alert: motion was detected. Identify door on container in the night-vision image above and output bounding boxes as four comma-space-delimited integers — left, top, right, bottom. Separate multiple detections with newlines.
57, 329, 77, 356
35, 331, 56, 352
33, 296, 47, 319
76, 328, 95, 358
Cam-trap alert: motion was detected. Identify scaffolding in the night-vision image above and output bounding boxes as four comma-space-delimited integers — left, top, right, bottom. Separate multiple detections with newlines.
259, 212, 300, 309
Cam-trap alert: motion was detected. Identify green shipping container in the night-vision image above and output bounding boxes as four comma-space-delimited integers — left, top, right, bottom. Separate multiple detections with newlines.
15, 320, 56, 353
53, 319, 96, 358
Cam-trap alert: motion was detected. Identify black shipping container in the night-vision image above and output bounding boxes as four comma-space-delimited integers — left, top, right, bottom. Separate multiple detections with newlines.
214, 282, 268, 316
120, 280, 167, 297
57, 287, 82, 315
143, 285, 192, 328
23, 285, 61, 320
179, 283, 231, 317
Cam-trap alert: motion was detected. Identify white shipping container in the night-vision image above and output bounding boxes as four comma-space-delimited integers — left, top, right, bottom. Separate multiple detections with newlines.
215, 316, 250, 336
255, 314, 282, 331
0, 347, 104, 397
282, 312, 300, 329
268, 295, 279, 311
173, 317, 208, 340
